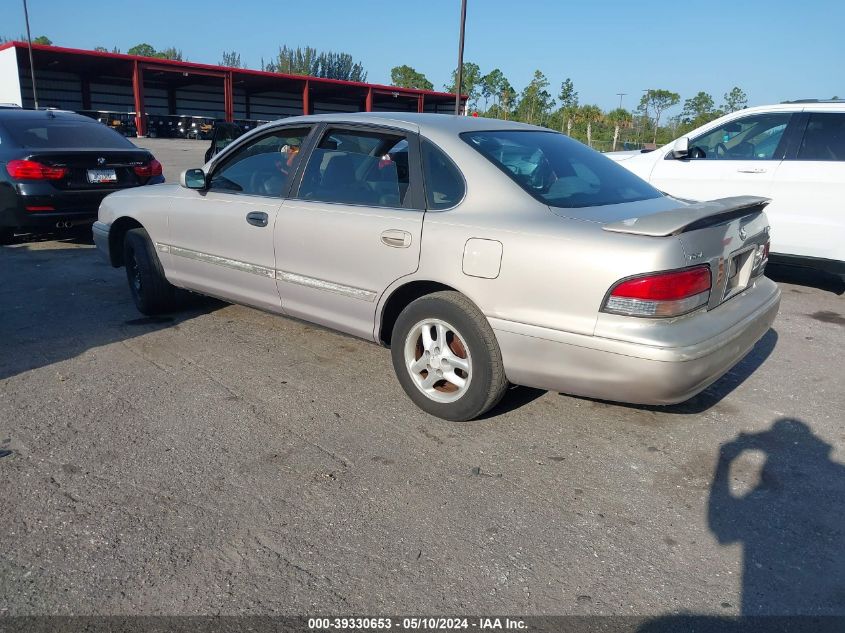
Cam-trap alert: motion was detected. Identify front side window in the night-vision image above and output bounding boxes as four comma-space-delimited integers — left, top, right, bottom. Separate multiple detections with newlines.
209, 127, 311, 197
689, 113, 791, 160
297, 128, 411, 208
421, 139, 465, 210
797, 113, 845, 161
462, 130, 662, 209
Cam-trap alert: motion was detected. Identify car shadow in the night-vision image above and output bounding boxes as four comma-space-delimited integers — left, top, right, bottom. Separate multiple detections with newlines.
637, 417, 845, 628
766, 262, 844, 295
561, 328, 779, 415
478, 385, 546, 419
0, 242, 220, 381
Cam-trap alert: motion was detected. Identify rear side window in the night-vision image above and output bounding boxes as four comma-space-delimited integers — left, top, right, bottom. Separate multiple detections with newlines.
421, 139, 465, 210
297, 128, 412, 208
462, 130, 661, 209
797, 113, 845, 161
4, 118, 135, 149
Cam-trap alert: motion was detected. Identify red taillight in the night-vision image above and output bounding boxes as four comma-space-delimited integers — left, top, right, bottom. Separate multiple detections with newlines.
6, 159, 67, 180
133, 158, 163, 178
604, 265, 711, 318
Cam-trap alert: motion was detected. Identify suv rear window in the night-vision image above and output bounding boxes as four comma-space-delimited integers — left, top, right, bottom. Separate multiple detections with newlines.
4, 118, 135, 149
462, 130, 662, 208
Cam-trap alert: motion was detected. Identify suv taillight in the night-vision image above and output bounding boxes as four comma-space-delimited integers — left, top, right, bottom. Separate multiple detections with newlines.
6, 159, 67, 180
133, 158, 163, 178
603, 265, 711, 318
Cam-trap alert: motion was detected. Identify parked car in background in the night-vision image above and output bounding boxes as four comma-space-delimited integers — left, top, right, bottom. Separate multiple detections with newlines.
607, 101, 845, 280
93, 113, 779, 420
0, 108, 163, 243
203, 121, 249, 162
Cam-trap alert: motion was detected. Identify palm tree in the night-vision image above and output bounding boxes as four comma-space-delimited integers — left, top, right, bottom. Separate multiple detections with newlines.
579, 105, 603, 148
606, 108, 632, 151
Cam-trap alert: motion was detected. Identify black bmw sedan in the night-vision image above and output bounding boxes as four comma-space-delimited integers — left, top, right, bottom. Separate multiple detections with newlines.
0, 108, 164, 243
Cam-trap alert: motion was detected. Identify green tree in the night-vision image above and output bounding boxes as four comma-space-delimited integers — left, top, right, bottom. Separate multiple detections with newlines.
606, 107, 632, 151
639, 89, 680, 144
579, 104, 603, 147
517, 70, 554, 125
558, 77, 579, 136
390, 65, 433, 90
271, 46, 366, 81
723, 86, 748, 113
445, 62, 482, 110
155, 47, 183, 61
681, 91, 715, 122
480, 68, 506, 111
220, 51, 243, 68
32, 35, 52, 45
127, 43, 156, 58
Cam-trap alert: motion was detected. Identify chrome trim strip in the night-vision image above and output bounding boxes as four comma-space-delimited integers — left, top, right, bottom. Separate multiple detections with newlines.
276, 270, 377, 302
160, 243, 275, 278
158, 243, 376, 301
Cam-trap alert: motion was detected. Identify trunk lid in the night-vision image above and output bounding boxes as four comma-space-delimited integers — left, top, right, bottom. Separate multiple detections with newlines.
25, 148, 154, 190
601, 195, 772, 309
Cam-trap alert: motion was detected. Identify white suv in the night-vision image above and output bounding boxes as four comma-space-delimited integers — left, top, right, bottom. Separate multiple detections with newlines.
608, 101, 845, 280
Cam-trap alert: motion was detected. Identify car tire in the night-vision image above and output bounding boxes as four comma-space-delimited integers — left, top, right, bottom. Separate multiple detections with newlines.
390, 291, 509, 421
123, 227, 179, 315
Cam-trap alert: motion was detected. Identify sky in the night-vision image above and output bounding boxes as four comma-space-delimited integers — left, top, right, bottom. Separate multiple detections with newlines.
5, 0, 843, 115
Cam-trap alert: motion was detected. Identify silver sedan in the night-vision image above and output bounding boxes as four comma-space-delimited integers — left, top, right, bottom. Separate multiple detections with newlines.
93, 113, 780, 420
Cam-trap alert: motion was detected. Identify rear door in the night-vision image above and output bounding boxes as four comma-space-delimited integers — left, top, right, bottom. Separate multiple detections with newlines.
166, 125, 313, 312
649, 112, 793, 201
768, 111, 845, 261
274, 123, 425, 339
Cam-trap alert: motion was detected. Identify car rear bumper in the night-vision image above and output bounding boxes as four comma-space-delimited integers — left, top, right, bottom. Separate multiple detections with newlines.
1, 179, 162, 229
491, 277, 781, 405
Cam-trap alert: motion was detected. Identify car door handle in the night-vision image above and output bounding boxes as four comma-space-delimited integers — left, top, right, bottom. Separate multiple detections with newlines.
246, 211, 269, 227
381, 229, 412, 248
736, 168, 767, 174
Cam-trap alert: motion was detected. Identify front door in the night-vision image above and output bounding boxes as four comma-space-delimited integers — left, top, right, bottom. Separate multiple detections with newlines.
166, 125, 313, 312
650, 112, 793, 202
274, 124, 425, 339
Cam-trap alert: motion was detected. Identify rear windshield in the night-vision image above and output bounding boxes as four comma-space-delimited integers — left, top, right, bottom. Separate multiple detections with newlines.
4, 118, 135, 149
461, 130, 662, 208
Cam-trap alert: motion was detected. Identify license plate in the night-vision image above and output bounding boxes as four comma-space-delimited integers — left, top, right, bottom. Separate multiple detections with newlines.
86, 168, 117, 184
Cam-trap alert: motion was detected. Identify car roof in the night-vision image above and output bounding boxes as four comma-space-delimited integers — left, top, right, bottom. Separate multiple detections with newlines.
0, 108, 98, 123
260, 112, 545, 135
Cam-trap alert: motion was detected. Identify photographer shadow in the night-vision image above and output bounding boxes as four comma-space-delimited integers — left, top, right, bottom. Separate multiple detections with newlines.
639, 418, 845, 631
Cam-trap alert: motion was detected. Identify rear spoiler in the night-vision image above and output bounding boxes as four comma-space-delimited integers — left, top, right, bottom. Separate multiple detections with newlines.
602, 196, 770, 237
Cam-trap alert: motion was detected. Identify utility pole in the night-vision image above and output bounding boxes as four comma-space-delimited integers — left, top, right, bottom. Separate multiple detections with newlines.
23, 0, 39, 109
454, 0, 467, 115
616, 92, 626, 109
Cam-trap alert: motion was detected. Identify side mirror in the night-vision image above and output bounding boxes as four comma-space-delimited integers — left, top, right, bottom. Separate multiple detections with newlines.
671, 137, 690, 159
180, 168, 206, 189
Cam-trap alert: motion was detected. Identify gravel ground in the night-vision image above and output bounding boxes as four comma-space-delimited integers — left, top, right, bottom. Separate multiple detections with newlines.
1, 139, 843, 619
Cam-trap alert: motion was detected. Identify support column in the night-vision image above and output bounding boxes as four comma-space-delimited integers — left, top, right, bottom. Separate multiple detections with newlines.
132, 61, 146, 137
417, 94, 424, 113
365, 87, 373, 112
302, 80, 310, 115
81, 76, 91, 110
224, 71, 234, 122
